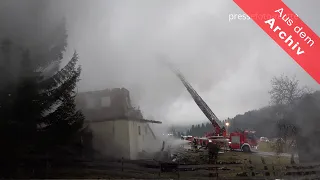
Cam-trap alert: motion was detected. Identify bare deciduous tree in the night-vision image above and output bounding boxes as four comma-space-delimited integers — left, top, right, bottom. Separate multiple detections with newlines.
268, 74, 313, 162
269, 75, 312, 106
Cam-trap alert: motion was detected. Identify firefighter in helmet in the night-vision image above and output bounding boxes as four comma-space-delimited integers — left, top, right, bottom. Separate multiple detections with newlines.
207, 142, 219, 163
193, 138, 197, 150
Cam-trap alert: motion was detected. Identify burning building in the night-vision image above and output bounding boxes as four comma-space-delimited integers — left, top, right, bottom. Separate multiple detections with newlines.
76, 88, 162, 160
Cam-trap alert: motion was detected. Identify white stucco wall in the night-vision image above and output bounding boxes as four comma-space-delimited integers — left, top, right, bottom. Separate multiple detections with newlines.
89, 119, 130, 159
128, 121, 160, 159
142, 124, 162, 153
89, 119, 160, 160
128, 120, 143, 160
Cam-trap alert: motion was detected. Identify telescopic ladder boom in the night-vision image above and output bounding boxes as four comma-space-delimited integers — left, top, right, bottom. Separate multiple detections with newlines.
164, 62, 225, 136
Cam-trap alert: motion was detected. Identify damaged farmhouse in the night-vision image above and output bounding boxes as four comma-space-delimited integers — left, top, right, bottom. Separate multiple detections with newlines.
76, 88, 162, 160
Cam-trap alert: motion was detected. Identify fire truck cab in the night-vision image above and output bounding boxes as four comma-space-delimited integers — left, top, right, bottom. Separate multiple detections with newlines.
229, 130, 258, 152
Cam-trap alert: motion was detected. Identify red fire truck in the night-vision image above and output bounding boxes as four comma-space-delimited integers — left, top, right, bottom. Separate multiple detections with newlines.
229, 130, 258, 152
187, 131, 258, 153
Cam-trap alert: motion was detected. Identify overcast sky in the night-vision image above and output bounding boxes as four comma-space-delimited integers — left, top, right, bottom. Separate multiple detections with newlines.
1, 0, 319, 127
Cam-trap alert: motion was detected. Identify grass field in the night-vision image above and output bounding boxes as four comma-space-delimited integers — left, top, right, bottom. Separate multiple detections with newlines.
219, 151, 290, 164
217, 151, 290, 178
257, 141, 274, 152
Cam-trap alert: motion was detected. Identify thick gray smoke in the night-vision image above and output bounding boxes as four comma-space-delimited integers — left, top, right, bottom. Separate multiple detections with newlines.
1, 0, 319, 126
0, 0, 64, 48
61, 0, 320, 125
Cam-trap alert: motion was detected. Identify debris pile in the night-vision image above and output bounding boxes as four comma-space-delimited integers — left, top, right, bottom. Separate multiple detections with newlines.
171, 147, 209, 165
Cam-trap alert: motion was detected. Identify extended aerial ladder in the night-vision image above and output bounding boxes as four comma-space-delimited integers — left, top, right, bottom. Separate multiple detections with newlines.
162, 61, 226, 137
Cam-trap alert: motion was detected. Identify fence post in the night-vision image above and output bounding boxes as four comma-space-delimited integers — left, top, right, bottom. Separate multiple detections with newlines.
243, 160, 248, 177
248, 156, 255, 177
177, 160, 180, 179
158, 161, 161, 177
240, 159, 244, 171
216, 167, 219, 180
45, 155, 48, 178
272, 163, 275, 176
121, 157, 124, 172
261, 157, 270, 176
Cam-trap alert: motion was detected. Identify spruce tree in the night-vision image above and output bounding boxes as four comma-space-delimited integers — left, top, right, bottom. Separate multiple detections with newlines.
0, 20, 86, 177
39, 52, 85, 158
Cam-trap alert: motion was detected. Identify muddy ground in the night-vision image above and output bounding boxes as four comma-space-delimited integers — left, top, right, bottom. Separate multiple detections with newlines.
45, 148, 295, 179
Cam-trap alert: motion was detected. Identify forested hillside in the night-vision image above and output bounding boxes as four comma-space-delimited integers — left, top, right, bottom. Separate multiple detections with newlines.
179, 106, 280, 138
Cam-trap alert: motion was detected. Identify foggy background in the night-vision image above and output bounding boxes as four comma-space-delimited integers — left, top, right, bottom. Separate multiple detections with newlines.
1, 0, 319, 131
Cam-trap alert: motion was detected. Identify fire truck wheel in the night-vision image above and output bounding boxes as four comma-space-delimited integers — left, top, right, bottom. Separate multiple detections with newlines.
242, 145, 250, 153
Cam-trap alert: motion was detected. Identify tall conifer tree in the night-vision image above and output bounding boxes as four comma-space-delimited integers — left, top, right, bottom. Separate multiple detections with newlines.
0, 19, 86, 178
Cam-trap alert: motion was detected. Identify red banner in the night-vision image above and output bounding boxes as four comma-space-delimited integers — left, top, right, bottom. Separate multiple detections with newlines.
233, 0, 320, 84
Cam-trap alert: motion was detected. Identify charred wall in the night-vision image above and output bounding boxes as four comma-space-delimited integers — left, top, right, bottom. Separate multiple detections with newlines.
76, 88, 143, 121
